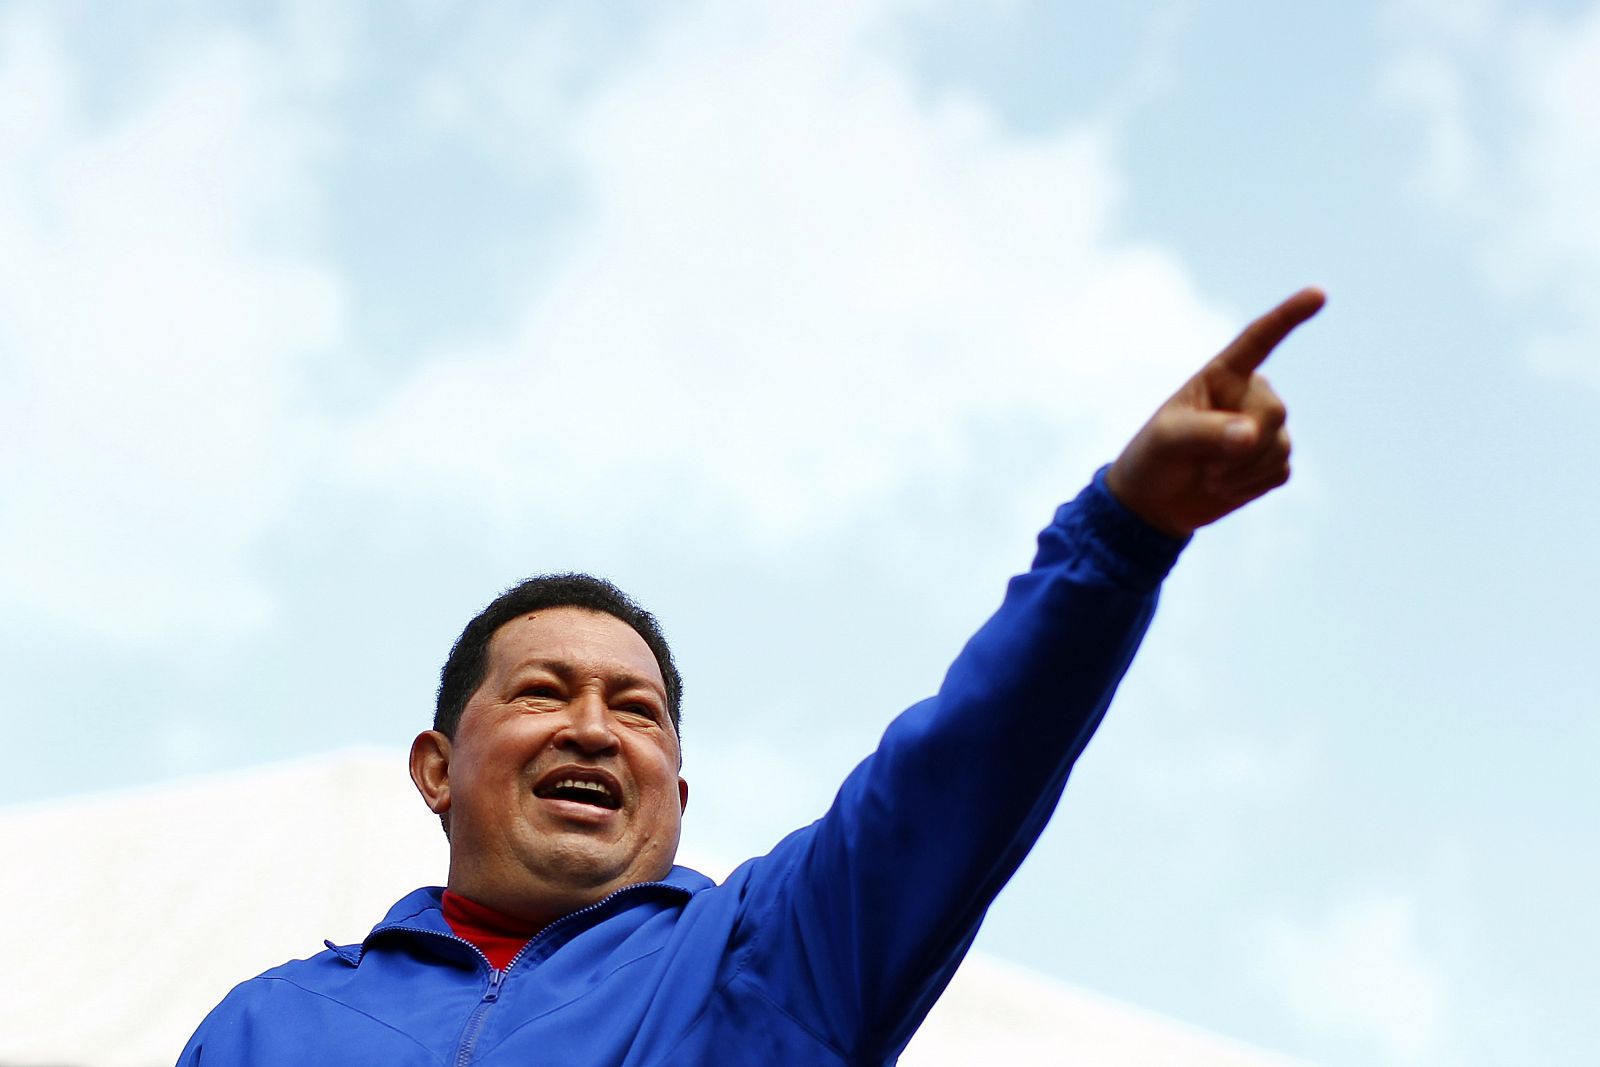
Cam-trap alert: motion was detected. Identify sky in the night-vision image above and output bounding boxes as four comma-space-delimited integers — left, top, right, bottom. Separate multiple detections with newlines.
2, 1, 1596, 1064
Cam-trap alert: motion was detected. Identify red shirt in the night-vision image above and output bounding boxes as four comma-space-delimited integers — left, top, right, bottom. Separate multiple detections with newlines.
440, 890, 543, 971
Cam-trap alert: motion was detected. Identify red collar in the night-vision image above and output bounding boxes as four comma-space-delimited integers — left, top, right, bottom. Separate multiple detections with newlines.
441, 890, 543, 971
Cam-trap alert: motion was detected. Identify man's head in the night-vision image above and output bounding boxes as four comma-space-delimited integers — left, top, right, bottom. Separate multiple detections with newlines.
410, 575, 688, 924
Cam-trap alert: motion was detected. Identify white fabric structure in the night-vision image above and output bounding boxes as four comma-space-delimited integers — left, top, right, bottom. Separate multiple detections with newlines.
2, 750, 1310, 1067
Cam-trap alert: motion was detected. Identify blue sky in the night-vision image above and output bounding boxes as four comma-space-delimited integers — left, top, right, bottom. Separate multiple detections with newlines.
3, 2, 1596, 1064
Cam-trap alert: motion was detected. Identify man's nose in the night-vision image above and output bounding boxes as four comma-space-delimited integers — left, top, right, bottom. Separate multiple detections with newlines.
558, 690, 619, 754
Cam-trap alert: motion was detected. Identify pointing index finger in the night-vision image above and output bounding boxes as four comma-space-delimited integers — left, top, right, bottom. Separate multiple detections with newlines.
1215, 286, 1326, 376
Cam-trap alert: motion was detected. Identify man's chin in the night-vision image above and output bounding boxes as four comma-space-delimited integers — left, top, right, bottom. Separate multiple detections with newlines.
524, 841, 635, 891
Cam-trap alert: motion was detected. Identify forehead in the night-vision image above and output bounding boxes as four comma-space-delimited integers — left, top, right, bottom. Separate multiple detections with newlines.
485, 606, 664, 689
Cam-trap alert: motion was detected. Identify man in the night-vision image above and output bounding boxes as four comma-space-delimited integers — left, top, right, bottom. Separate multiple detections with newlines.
179, 288, 1324, 1065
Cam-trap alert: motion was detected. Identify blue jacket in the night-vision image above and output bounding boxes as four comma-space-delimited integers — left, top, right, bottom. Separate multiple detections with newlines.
179, 471, 1184, 1065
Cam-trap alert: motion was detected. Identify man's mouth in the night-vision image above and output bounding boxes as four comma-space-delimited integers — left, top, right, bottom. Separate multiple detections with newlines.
532, 770, 622, 810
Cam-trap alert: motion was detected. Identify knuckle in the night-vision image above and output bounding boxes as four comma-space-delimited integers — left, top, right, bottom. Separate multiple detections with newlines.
1252, 391, 1286, 426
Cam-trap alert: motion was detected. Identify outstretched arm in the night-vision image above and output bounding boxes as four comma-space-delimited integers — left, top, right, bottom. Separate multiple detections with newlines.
735, 287, 1326, 1060
1107, 286, 1325, 536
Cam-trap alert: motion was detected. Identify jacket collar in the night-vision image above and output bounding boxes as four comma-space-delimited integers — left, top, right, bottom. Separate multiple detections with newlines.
333, 866, 714, 967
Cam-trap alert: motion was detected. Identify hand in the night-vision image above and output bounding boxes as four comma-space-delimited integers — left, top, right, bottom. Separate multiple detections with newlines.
1106, 287, 1325, 538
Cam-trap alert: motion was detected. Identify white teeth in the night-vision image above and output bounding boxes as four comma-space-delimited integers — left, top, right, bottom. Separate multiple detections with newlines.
555, 779, 610, 797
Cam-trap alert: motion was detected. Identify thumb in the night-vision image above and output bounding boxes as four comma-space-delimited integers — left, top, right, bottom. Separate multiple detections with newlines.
1159, 408, 1259, 458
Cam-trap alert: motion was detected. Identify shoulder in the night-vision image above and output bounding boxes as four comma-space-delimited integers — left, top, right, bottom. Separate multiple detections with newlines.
205, 943, 354, 1017
178, 971, 286, 1063
179, 941, 407, 1063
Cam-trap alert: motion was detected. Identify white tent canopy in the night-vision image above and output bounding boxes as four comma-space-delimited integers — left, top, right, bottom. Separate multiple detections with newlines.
2, 750, 1310, 1066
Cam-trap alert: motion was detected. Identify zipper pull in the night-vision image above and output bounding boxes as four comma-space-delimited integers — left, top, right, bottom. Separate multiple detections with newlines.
485, 969, 504, 1002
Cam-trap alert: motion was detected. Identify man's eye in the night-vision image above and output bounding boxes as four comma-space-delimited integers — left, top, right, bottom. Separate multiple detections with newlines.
520, 686, 561, 700
620, 703, 658, 721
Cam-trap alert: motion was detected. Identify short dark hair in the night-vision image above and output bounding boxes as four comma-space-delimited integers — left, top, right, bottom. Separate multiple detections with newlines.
434, 573, 683, 740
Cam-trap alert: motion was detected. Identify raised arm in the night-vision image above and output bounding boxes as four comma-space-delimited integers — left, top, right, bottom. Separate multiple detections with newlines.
729, 288, 1325, 1062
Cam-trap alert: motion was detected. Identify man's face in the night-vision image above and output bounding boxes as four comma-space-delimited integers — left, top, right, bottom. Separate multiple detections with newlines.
433, 607, 687, 920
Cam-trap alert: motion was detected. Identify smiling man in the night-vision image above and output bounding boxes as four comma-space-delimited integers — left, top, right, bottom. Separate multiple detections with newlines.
179, 288, 1324, 1065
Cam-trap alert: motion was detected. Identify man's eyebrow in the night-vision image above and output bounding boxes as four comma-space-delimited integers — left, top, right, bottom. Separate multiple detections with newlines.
509, 659, 666, 698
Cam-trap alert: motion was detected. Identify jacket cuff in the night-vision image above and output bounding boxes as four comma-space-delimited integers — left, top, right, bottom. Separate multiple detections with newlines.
1057, 466, 1190, 590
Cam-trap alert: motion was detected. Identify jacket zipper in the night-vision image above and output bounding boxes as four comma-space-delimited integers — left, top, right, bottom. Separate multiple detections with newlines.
454, 968, 503, 1067
379, 881, 684, 1066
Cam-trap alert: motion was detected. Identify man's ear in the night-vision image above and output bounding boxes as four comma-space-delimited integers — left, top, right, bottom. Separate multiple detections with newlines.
677, 776, 689, 814
410, 730, 453, 819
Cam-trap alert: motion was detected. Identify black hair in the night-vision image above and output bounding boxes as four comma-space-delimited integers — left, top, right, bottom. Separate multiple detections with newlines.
434, 573, 682, 740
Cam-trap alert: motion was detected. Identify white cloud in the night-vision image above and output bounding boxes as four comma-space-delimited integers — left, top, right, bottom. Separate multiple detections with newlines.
334, 0, 1230, 544
0, 10, 344, 641
0, 0, 1236, 644
1261, 892, 1448, 1066
1383, 0, 1600, 386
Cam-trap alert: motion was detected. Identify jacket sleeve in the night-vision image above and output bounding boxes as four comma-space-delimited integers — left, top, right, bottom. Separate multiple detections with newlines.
733, 468, 1188, 1061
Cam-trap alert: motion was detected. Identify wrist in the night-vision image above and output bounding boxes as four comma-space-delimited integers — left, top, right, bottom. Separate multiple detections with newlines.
1104, 460, 1194, 539
1072, 466, 1191, 589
